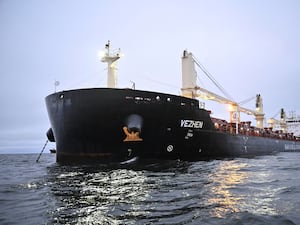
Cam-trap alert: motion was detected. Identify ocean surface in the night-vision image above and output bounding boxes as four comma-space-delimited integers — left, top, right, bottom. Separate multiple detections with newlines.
0, 152, 299, 225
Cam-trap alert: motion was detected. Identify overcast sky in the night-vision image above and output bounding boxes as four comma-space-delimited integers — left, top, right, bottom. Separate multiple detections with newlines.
1, 0, 300, 154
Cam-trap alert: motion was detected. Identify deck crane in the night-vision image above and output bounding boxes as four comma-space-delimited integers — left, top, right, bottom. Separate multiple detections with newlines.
268, 108, 287, 132
181, 50, 265, 133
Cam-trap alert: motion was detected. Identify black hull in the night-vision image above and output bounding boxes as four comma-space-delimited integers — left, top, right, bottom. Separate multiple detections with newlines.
46, 88, 299, 163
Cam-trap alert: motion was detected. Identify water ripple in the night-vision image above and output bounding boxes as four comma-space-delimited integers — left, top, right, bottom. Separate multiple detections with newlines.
1, 153, 299, 224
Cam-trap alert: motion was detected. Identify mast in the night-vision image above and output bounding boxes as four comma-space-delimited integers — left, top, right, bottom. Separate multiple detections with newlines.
101, 41, 121, 88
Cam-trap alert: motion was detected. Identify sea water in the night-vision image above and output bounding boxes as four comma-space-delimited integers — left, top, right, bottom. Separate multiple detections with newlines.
0, 152, 299, 225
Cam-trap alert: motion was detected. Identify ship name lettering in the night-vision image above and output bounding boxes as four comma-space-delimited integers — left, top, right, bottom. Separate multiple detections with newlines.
180, 120, 203, 129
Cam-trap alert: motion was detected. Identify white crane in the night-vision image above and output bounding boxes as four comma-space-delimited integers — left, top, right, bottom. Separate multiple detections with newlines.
181, 50, 265, 132
268, 108, 287, 132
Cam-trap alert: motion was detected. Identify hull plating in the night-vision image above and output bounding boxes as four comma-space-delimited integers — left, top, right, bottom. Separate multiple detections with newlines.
46, 88, 298, 163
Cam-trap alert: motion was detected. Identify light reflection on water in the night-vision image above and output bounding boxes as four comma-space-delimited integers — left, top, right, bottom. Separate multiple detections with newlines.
205, 160, 282, 218
46, 154, 300, 224
49, 167, 153, 224
206, 161, 249, 217
78, 170, 151, 224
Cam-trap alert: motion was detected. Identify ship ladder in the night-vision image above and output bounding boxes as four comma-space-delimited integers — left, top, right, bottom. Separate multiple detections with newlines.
36, 140, 49, 163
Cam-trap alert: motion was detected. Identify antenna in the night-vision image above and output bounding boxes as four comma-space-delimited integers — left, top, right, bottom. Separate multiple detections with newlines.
54, 80, 60, 93
130, 80, 136, 90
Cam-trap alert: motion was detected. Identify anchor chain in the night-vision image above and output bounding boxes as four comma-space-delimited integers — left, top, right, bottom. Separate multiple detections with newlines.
36, 139, 49, 163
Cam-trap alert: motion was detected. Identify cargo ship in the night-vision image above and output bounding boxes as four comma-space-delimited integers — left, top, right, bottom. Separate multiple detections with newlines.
45, 41, 300, 163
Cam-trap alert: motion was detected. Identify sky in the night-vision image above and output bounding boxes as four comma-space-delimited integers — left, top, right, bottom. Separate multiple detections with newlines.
1, 0, 300, 154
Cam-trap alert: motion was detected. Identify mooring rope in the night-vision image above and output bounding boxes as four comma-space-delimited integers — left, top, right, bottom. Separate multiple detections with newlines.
36, 139, 49, 163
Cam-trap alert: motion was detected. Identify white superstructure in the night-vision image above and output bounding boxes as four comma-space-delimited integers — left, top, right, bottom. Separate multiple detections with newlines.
286, 111, 300, 137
